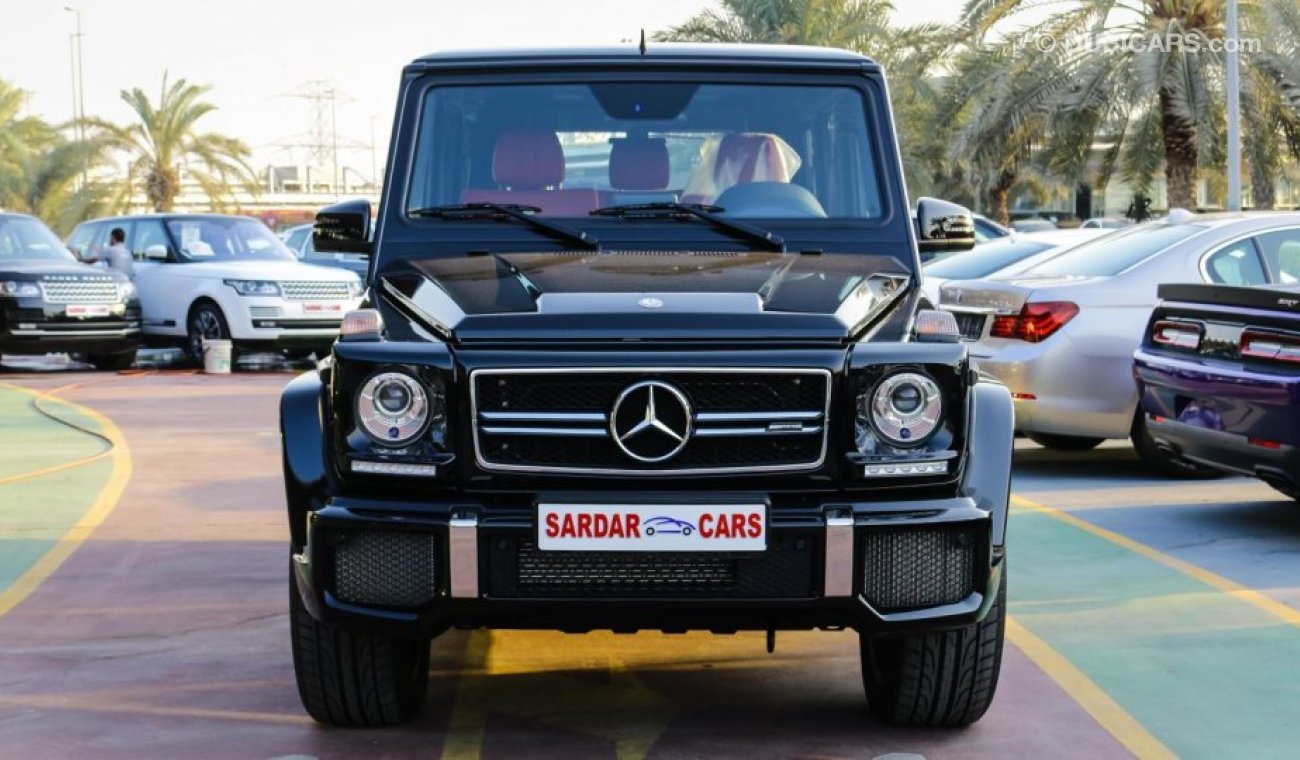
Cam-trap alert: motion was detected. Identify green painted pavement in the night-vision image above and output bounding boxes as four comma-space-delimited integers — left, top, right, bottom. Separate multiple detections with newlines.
1010, 507, 1300, 759
0, 386, 112, 597
0, 387, 106, 479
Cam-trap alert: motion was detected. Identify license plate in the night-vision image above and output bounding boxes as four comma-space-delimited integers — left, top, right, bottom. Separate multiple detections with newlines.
303, 303, 342, 314
66, 304, 110, 318
538, 503, 766, 552
953, 312, 986, 341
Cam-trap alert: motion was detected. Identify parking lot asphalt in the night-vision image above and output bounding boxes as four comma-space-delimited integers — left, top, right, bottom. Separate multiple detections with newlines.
1, 369, 1298, 759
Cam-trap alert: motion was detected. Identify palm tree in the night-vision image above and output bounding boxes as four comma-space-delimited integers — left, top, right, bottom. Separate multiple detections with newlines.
85, 73, 254, 212
655, 0, 894, 49
887, 23, 977, 205
1245, 0, 1300, 207
0, 79, 121, 233
937, 35, 1066, 225
16, 138, 129, 234
1253, 0, 1300, 108
954, 0, 1300, 211
0, 79, 45, 203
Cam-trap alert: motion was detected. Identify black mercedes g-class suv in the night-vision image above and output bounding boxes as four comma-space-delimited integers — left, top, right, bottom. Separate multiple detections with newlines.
0, 212, 140, 370
281, 44, 1013, 729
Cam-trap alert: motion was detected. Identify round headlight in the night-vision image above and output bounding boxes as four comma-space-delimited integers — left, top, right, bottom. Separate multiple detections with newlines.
357, 371, 431, 446
868, 372, 943, 446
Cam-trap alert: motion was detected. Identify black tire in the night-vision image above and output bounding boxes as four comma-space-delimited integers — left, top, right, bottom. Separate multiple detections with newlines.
186, 300, 235, 366
860, 564, 1006, 727
88, 350, 137, 372
290, 564, 430, 726
1130, 413, 1221, 479
1026, 433, 1104, 451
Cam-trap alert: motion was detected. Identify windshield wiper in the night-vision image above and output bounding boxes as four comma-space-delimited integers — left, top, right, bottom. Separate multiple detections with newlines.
590, 202, 785, 252
409, 203, 599, 250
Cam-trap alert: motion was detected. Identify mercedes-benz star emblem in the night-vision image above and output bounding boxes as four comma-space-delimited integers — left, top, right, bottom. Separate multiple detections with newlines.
638, 296, 664, 309
609, 380, 692, 463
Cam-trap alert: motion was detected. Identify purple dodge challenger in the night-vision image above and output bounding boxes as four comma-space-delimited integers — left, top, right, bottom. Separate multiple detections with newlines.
1134, 282, 1300, 499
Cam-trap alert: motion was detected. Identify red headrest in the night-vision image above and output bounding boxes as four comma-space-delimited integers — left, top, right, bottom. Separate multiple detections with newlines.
493, 130, 564, 189
608, 138, 670, 190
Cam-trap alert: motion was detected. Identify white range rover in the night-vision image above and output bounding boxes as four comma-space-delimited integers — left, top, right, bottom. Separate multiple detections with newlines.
68, 214, 364, 361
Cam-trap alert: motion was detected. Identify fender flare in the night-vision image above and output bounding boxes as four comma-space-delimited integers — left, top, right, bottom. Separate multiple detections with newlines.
280, 370, 327, 548
961, 380, 1014, 547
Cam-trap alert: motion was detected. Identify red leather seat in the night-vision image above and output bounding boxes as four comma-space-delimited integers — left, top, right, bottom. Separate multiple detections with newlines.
609, 138, 670, 190
606, 137, 677, 206
461, 130, 599, 216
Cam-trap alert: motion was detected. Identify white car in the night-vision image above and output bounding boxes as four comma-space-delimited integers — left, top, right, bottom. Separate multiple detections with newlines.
68, 214, 364, 361
921, 228, 1106, 306
1080, 217, 1132, 229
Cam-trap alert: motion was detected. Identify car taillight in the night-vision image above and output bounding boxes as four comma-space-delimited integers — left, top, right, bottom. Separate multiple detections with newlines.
1152, 320, 1203, 350
989, 301, 1079, 343
1240, 328, 1300, 363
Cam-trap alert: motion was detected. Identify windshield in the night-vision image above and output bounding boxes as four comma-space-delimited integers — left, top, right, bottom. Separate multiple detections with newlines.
407, 82, 885, 220
925, 240, 1052, 279
0, 216, 76, 263
166, 218, 296, 262
1028, 222, 1205, 277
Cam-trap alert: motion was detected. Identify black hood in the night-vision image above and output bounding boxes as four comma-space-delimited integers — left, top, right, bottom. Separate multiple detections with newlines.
0, 260, 126, 280
379, 250, 912, 343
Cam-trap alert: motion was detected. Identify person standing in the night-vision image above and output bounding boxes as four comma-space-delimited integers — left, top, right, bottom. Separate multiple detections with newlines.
1125, 193, 1152, 224
81, 227, 134, 277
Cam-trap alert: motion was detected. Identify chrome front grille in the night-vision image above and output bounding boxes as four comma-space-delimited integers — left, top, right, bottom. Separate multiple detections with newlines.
471, 368, 831, 475
280, 280, 351, 301
40, 278, 119, 304
249, 306, 282, 318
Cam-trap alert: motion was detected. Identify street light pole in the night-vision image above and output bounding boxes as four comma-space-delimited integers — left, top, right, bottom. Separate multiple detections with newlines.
67, 32, 78, 130
65, 6, 87, 188
1226, 0, 1242, 211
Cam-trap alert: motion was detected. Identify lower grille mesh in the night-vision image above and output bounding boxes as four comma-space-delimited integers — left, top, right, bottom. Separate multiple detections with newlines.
492, 536, 816, 599
333, 531, 438, 608
518, 548, 736, 591
861, 525, 977, 611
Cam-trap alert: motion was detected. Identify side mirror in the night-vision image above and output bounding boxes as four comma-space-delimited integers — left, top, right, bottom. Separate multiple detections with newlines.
144, 244, 169, 260
314, 199, 373, 255
916, 197, 976, 255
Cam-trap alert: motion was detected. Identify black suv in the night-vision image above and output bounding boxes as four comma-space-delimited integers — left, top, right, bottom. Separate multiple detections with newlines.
0, 213, 140, 370
281, 44, 1013, 728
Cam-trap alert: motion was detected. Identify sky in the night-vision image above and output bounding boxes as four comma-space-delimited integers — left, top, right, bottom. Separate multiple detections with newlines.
2, 0, 962, 177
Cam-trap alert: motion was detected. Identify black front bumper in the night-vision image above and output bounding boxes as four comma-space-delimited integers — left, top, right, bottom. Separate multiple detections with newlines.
292, 494, 1003, 637
0, 301, 141, 355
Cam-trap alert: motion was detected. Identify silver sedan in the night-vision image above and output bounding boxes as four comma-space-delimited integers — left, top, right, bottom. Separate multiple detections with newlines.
921, 228, 1108, 306
938, 211, 1300, 474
